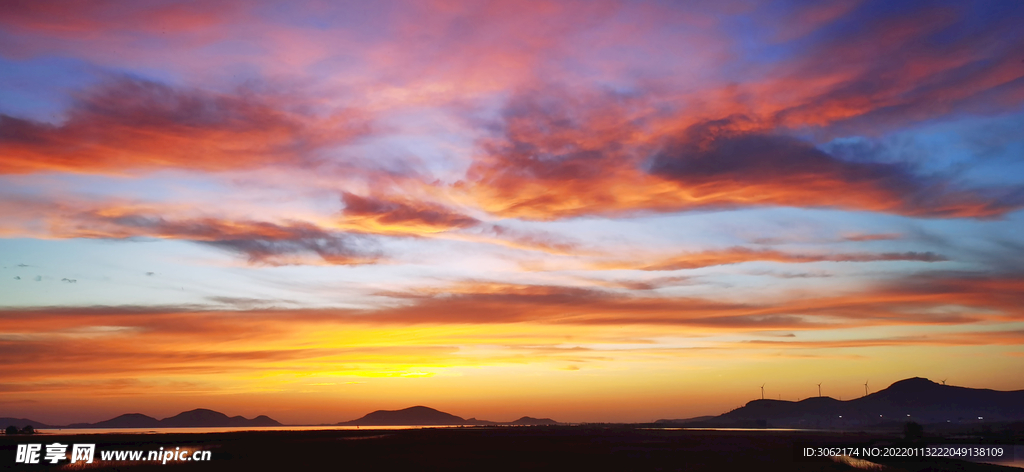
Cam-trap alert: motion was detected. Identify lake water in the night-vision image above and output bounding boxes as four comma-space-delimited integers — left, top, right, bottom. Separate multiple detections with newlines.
32, 425, 474, 435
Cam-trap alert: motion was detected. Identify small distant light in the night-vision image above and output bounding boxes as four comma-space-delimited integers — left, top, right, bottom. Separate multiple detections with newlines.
838, 416, 842, 418
907, 414, 910, 417
978, 417, 983, 420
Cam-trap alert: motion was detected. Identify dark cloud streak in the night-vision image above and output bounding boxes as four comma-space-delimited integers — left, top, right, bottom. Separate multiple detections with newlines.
56, 210, 383, 266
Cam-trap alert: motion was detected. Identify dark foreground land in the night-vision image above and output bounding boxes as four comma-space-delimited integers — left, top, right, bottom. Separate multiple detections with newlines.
2, 426, 1020, 471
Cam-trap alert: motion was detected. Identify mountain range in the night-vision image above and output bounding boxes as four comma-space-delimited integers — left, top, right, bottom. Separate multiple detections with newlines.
2, 406, 559, 430
337, 406, 560, 426
657, 377, 1024, 428
2, 409, 281, 430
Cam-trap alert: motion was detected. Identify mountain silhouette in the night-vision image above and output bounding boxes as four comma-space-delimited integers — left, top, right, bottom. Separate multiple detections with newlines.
69, 413, 160, 428
654, 415, 716, 425
158, 408, 281, 427
0, 418, 53, 430
510, 416, 559, 426
337, 406, 563, 426
338, 406, 468, 426
45, 409, 282, 429
7, 406, 559, 430
671, 377, 1024, 428
464, 417, 498, 426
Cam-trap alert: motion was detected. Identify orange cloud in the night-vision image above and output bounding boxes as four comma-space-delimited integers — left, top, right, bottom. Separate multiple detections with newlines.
463, 101, 1024, 220
1, 271, 1021, 417
334, 192, 582, 255
763, 6, 1024, 134
0, 76, 367, 175
0, 194, 586, 263
340, 192, 480, 234
9, 273, 1016, 337
354, 272, 1022, 327
1, 273, 1019, 383
3, 1, 1021, 223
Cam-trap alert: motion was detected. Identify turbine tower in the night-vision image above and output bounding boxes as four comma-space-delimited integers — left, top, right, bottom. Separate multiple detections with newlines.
864, 380, 869, 397
760, 383, 765, 400
817, 382, 822, 397
941, 379, 947, 386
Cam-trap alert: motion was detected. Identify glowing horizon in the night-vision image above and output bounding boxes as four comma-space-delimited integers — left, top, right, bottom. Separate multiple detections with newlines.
1, 0, 1023, 426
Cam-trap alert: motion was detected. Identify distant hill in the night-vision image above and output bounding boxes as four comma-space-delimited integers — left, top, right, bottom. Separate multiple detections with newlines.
17, 409, 283, 429
464, 417, 498, 426
8, 406, 559, 430
0, 418, 53, 430
69, 413, 160, 428
339, 406, 469, 426
158, 409, 281, 428
666, 377, 1024, 429
654, 416, 716, 425
338, 406, 562, 426
510, 416, 559, 426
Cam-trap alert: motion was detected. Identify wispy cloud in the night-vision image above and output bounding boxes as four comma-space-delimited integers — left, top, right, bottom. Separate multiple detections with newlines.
597, 246, 946, 271
53, 207, 383, 266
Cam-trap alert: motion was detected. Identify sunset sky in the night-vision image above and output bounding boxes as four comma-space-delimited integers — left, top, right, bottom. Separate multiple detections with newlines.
1, 0, 1023, 426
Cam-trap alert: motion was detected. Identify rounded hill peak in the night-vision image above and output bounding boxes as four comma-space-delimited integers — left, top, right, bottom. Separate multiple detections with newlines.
887, 377, 938, 389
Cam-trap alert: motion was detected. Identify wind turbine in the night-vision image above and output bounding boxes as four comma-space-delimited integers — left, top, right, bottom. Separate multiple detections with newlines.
817, 382, 822, 397
760, 383, 765, 400
941, 379, 947, 386
864, 380, 869, 397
